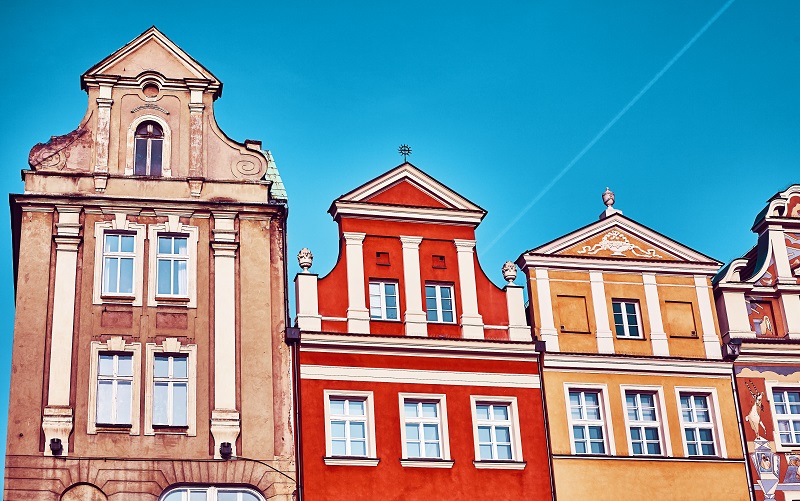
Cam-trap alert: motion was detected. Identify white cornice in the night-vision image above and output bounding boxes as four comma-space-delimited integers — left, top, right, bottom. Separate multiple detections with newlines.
301, 364, 540, 388
519, 254, 720, 275
331, 201, 485, 225
543, 353, 733, 377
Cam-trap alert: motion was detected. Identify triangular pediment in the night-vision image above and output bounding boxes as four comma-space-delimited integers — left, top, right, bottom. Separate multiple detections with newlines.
82, 27, 220, 87
330, 162, 486, 225
526, 214, 720, 265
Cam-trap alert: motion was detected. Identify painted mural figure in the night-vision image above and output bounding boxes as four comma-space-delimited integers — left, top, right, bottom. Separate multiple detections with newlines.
745, 381, 768, 439
783, 455, 800, 483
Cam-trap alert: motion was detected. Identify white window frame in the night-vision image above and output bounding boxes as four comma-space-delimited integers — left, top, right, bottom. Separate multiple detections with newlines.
159, 486, 265, 501
425, 283, 456, 324
145, 338, 197, 436
470, 395, 525, 469
620, 385, 671, 457
369, 280, 400, 321
766, 382, 800, 452
674, 387, 726, 458
612, 299, 643, 338
92, 216, 146, 306
148, 219, 198, 307
126, 114, 172, 177
566, 387, 612, 455
323, 390, 378, 466
398, 393, 453, 468
87, 336, 141, 435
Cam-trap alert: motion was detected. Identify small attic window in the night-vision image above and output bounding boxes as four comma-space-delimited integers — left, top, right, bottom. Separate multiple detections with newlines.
432, 255, 446, 269
376, 252, 390, 266
134, 121, 163, 176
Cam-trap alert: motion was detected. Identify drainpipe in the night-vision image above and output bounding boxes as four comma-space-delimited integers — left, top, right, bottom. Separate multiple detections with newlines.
536, 339, 557, 501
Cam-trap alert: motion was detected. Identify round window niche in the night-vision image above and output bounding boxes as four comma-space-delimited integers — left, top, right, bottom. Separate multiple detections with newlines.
142, 83, 160, 98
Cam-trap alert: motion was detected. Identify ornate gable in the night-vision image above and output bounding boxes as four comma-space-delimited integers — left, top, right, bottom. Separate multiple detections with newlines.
329, 162, 486, 225
559, 226, 679, 261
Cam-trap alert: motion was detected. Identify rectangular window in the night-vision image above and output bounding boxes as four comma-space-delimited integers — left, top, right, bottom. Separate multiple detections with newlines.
773, 389, 800, 446
613, 300, 642, 338
157, 236, 188, 296
96, 353, 133, 425
153, 354, 188, 427
569, 390, 607, 454
329, 397, 369, 456
475, 403, 513, 460
425, 284, 454, 323
369, 281, 399, 320
625, 391, 662, 455
102, 233, 135, 295
679, 393, 717, 456
403, 400, 442, 459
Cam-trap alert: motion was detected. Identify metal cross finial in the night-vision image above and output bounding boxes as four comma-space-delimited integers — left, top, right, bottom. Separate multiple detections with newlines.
398, 144, 412, 162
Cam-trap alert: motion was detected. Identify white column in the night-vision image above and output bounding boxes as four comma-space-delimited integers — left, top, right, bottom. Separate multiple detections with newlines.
295, 273, 322, 331
718, 291, 755, 338
694, 275, 722, 359
781, 294, 800, 339
590, 271, 615, 354
453, 239, 484, 339
210, 212, 240, 459
343, 232, 370, 334
505, 285, 532, 341
534, 268, 559, 351
42, 206, 82, 456
643, 273, 670, 356
93, 81, 114, 191
770, 229, 794, 283
400, 236, 427, 337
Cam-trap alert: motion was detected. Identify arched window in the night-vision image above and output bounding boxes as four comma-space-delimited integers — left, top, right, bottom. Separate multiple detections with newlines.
134, 121, 164, 176
160, 487, 263, 501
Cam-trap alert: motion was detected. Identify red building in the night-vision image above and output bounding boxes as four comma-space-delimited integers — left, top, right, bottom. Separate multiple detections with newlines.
291, 162, 552, 500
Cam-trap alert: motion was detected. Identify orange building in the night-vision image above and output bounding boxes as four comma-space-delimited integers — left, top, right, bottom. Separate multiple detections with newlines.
516, 189, 750, 500
715, 184, 800, 501
4, 28, 295, 500
292, 162, 552, 500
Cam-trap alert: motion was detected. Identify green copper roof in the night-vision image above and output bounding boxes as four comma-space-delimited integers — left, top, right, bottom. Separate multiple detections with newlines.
262, 149, 287, 202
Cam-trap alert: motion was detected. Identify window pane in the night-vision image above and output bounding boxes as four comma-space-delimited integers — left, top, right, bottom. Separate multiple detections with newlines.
103, 257, 118, 293
174, 260, 188, 295
588, 426, 603, 440
495, 426, 510, 442
421, 403, 437, 418
404, 403, 418, 418
189, 492, 207, 501
105, 234, 119, 253
218, 493, 238, 501
478, 426, 492, 443
349, 400, 365, 416
590, 441, 605, 454
351, 440, 367, 456
117, 355, 133, 376
174, 238, 188, 256
163, 491, 184, 501
158, 237, 172, 254
440, 287, 451, 299
330, 421, 346, 438
423, 424, 439, 441
117, 381, 132, 424
574, 441, 587, 454
350, 422, 366, 439
120, 234, 135, 253
153, 382, 169, 425
329, 399, 345, 415
612, 302, 622, 314
173, 356, 188, 378
573, 426, 585, 440
407, 441, 421, 457
97, 380, 113, 423
241, 493, 259, 501
118, 258, 134, 294
493, 405, 509, 420
134, 138, 148, 175
405, 424, 420, 440
157, 259, 172, 294
149, 139, 163, 176
497, 444, 513, 460
98, 354, 114, 376
369, 283, 379, 295
173, 382, 188, 426
479, 444, 493, 460
385, 283, 396, 295
701, 443, 715, 455
699, 429, 714, 442
386, 307, 398, 320
584, 392, 599, 407
476, 405, 490, 420
331, 439, 346, 455
425, 442, 441, 458
442, 310, 453, 323
154, 355, 169, 378
625, 303, 636, 315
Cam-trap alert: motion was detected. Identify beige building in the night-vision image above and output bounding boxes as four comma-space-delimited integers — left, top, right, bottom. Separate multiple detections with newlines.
4, 28, 295, 500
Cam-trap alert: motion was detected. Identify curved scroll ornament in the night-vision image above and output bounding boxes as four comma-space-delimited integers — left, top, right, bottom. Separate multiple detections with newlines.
578, 230, 663, 259
231, 157, 265, 179
28, 127, 89, 170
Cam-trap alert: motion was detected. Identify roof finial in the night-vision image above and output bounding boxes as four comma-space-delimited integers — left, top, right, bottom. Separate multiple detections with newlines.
398, 144, 412, 162
599, 187, 621, 220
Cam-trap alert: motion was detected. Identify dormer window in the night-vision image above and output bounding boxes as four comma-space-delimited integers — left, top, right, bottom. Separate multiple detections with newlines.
134, 121, 163, 176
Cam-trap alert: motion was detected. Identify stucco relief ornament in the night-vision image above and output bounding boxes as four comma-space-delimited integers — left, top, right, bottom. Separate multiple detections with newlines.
578, 230, 663, 259
502, 261, 517, 284
297, 248, 313, 272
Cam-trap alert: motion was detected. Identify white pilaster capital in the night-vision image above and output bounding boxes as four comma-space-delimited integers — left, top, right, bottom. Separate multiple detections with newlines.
210, 409, 241, 459
188, 102, 206, 114
343, 232, 367, 244
212, 212, 238, 243
42, 406, 73, 456
211, 241, 239, 257
400, 235, 423, 248
96, 97, 113, 108
453, 239, 477, 252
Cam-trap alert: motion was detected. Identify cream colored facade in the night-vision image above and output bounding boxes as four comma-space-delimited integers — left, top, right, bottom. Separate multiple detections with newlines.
5, 28, 294, 500
517, 197, 750, 500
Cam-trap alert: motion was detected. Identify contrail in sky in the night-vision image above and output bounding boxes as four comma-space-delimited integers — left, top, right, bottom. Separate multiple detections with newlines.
481, 0, 736, 255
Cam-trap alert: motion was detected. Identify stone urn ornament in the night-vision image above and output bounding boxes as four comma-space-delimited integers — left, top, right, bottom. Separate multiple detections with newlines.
502, 261, 517, 284
602, 187, 615, 208
297, 248, 313, 272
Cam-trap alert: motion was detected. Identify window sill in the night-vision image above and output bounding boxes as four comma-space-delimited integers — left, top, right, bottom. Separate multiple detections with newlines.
323, 456, 380, 467
615, 336, 647, 341
95, 423, 133, 433
101, 294, 136, 303
369, 318, 401, 323
400, 459, 454, 468
152, 425, 189, 434
473, 460, 526, 470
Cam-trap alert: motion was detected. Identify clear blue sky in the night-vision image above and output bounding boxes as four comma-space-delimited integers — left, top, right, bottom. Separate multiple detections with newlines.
1, 0, 798, 487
